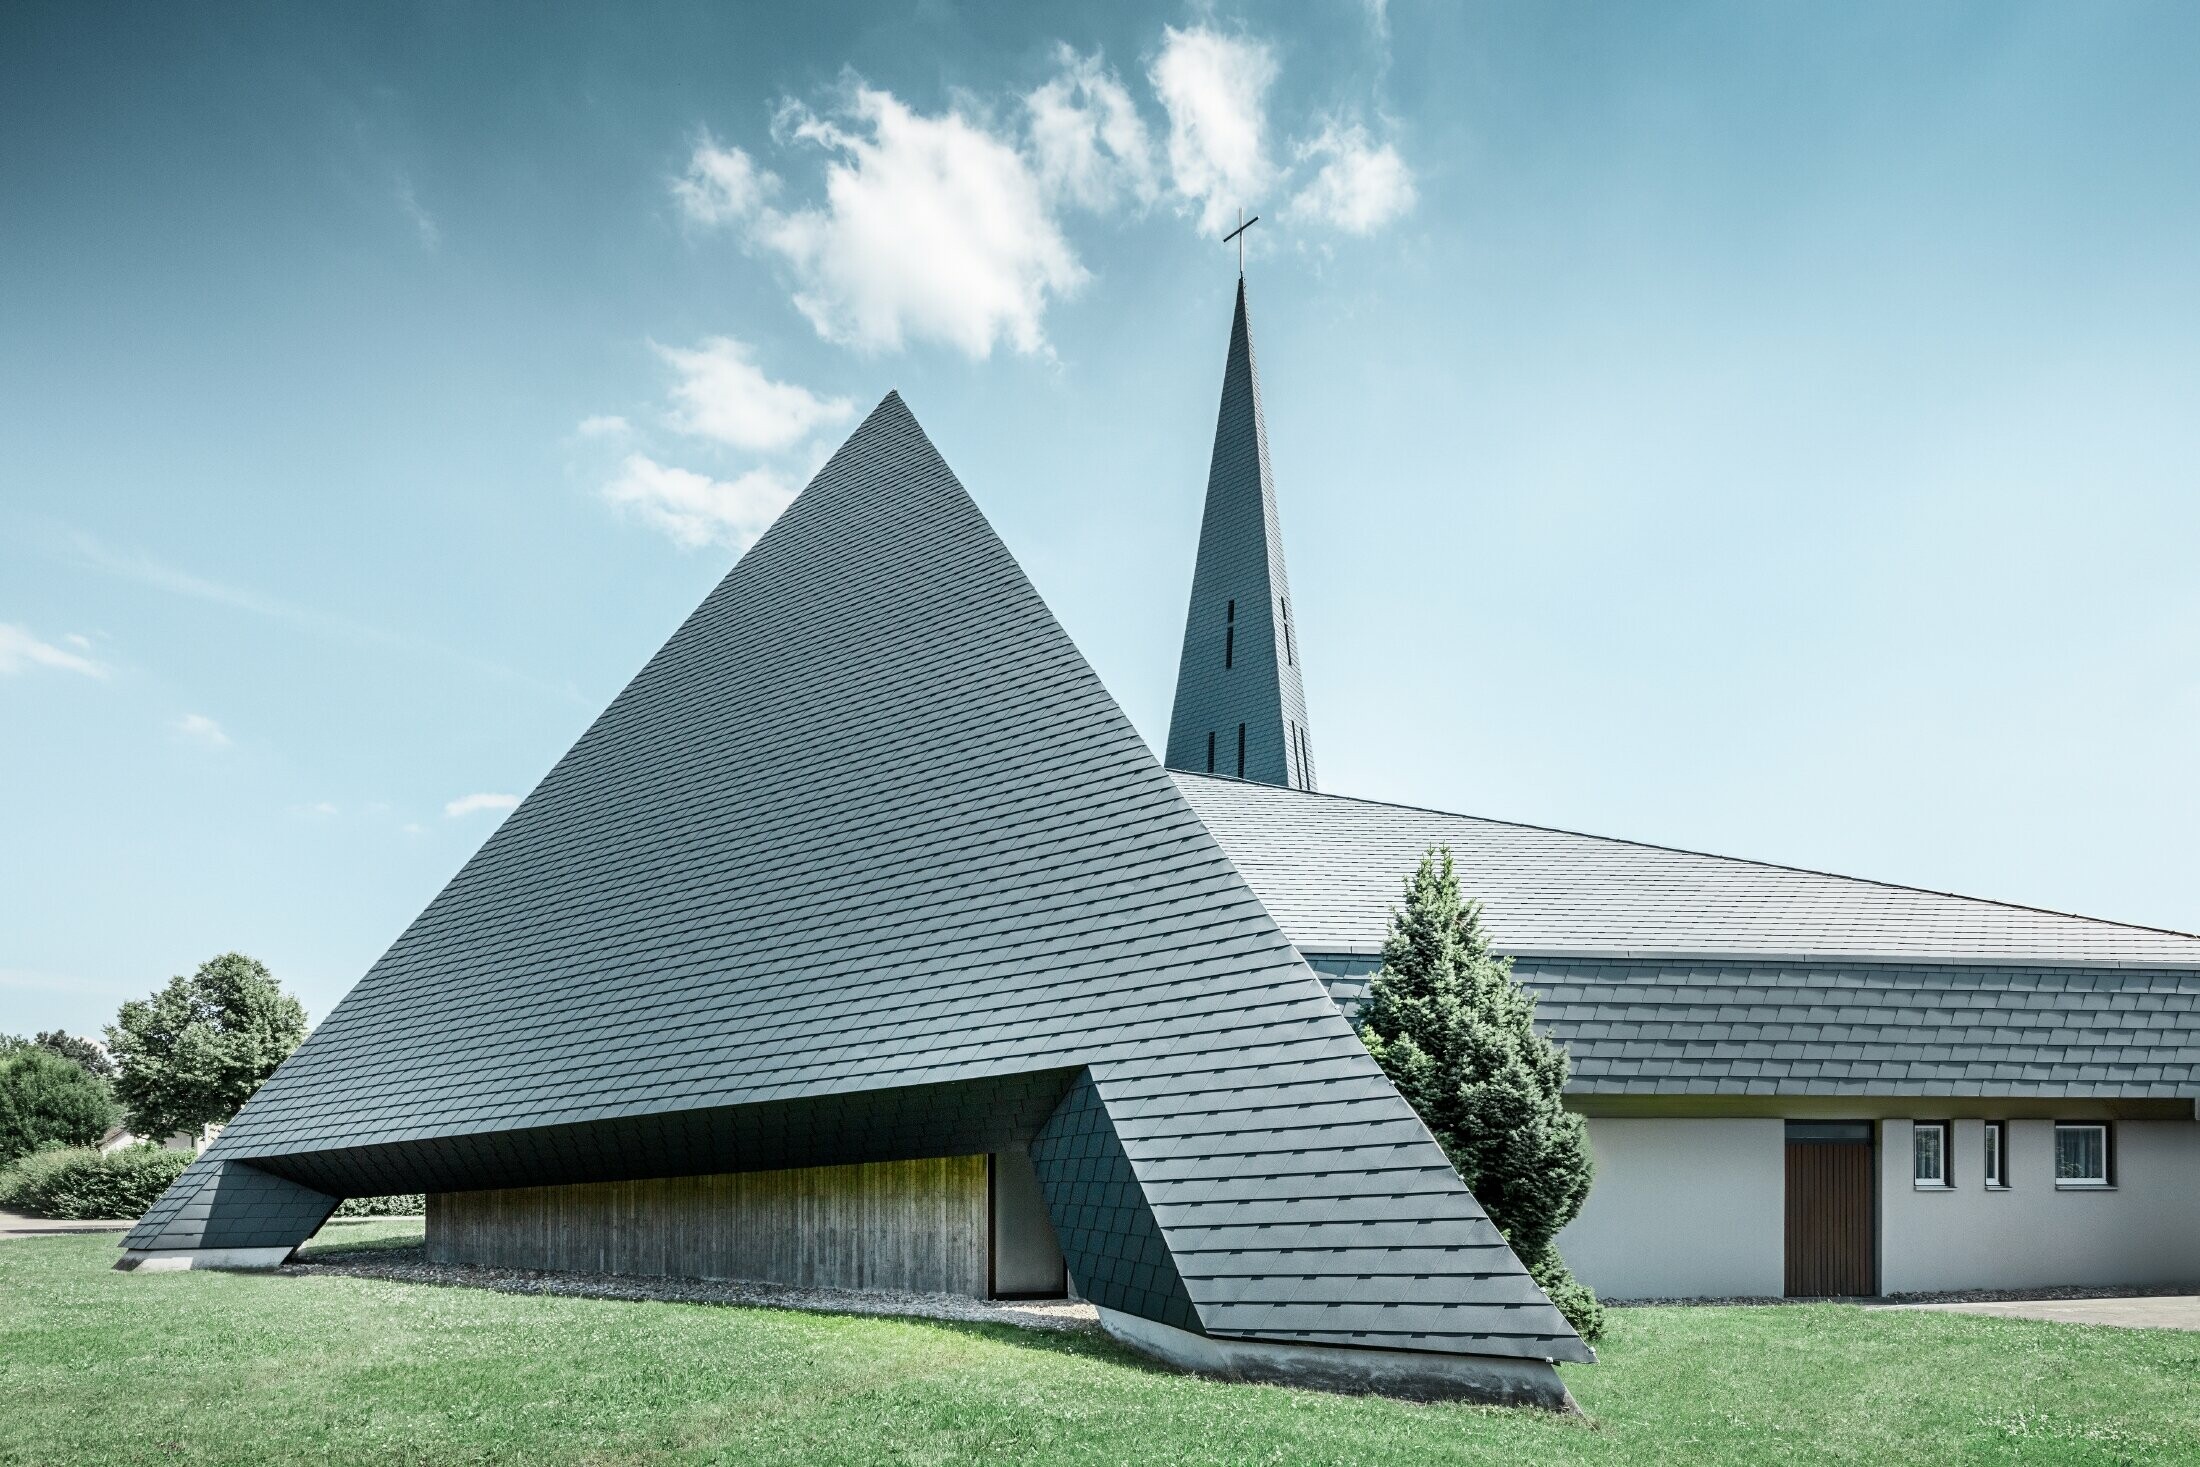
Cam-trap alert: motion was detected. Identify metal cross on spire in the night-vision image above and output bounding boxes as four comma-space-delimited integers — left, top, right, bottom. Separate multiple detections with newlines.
1222, 208, 1259, 276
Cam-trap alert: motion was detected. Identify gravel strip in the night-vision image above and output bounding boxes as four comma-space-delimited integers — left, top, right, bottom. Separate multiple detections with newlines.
286, 1243, 1100, 1335
1606, 1282, 2200, 1308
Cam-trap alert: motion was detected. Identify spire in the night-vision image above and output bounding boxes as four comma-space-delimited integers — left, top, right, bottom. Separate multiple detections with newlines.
1164, 277, 1317, 790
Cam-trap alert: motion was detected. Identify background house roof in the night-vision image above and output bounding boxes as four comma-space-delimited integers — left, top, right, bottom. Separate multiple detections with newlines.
1177, 775, 2200, 1098
1306, 951, 2200, 1100
1174, 774, 2200, 969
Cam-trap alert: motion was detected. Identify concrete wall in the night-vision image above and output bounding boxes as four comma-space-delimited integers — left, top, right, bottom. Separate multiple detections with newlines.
989, 1148, 1067, 1296
1555, 1117, 1786, 1298
1880, 1118, 2200, 1293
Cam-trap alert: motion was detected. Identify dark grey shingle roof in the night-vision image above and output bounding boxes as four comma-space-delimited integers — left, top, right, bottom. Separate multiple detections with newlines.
130, 394, 1584, 1361
1175, 774, 2200, 968
1179, 776, 2200, 1097
1311, 954, 2200, 1099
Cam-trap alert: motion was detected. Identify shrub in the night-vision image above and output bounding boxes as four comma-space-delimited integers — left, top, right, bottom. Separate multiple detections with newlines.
0, 1047, 120, 1164
1524, 1244, 1607, 1346
334, 1194, 425, 1217
0, 1144, 191, 1220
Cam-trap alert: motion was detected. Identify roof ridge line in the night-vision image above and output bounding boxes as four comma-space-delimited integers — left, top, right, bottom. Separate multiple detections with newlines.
1171, 772, 2200, 945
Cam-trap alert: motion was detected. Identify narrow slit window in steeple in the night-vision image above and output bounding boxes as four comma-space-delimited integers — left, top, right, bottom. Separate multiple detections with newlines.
1236, 723, 1246, 778
1206, 731, 1215, 773
1281, 599, 1293, 666
1225, 600, 1235, 669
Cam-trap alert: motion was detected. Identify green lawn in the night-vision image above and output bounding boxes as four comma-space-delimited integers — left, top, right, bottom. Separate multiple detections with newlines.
2, 1223, 2193, 1465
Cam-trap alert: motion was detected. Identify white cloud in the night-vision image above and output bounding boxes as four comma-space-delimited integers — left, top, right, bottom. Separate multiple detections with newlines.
444, 792, 520, 818
1027, 48, 1158, 212
174, 713, 230, 748
576, 414, 630, 438
1287, 121, 1416, 234
1150, 26, 1279, 236
655, 337, 853, 452
601, 452, 797, 551
401, 821, 425, 835
1364, 0, 1391, 45
748, 85, 1085, 358
394, 173, 440, 250
673, 137, 777, 227
0, 624, 105, 678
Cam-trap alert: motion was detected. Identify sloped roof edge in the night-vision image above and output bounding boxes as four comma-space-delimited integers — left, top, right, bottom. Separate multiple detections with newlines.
1175, 773, 2200, 970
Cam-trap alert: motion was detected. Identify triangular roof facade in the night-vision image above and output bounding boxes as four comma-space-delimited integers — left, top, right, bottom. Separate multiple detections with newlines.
128, 395, 1586, 1364
1164, 278, 1318, 790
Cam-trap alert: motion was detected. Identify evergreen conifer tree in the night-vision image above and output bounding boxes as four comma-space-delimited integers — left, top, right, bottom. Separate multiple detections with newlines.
1357, 846, 1604, 1342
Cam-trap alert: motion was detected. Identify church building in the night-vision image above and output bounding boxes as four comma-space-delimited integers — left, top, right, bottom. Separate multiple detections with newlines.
120, 271, 2198, 1399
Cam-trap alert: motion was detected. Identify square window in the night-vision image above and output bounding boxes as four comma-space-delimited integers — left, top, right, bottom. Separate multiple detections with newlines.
1983, 1121, 2007, 1188
2054, 1123, 2111, 1187
1913, 1121, 1950, 1187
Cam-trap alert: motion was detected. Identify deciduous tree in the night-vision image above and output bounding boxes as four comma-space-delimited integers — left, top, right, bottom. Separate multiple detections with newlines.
106, 953, 306, 1144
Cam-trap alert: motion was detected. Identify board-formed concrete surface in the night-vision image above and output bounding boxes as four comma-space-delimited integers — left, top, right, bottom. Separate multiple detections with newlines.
1096, 1305, 1580, 1411
1878, 1296, 2200, 1331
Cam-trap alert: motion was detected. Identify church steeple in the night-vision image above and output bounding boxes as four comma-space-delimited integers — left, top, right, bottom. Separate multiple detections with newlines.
1164, 276, 1317, 790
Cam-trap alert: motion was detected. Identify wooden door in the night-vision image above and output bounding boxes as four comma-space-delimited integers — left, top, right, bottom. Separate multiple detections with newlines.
1784, 1122, 1876, 1296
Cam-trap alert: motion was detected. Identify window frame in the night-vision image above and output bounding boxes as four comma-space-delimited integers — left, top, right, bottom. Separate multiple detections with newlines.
2053, 1121, 2114, 1189
1912, 1120, 1952, 1189
1982, 1120, 2007, 1189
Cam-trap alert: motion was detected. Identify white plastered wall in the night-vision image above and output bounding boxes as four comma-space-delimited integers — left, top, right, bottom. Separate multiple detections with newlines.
1554, 1117, 1785, 1299
1880, 1118, 2200, 1294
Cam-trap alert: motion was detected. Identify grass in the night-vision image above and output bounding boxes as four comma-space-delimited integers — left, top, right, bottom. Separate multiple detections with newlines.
3, 1222, 2195, 1465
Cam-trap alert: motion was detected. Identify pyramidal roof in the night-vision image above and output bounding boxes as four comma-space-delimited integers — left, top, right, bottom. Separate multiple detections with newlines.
1164, 278, 1318, 790
128, 394, 1585, 1364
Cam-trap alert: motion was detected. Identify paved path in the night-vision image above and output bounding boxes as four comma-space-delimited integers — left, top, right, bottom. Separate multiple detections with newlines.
0, 1210, 131, 1238
1879, 1296, 2200, 1331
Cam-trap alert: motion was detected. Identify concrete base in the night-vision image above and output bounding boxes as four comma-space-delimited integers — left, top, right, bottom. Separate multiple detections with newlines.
114, 1246, 294, 1273
1096, 1307, 1580, 1413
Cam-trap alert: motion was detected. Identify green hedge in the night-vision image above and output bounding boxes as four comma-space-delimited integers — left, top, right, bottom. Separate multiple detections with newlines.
333, 1194, 424, 1217
0, 1144, 191, 1220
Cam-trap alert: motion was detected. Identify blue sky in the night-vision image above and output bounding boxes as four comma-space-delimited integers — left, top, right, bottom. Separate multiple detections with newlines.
5, 2, 2197, 1038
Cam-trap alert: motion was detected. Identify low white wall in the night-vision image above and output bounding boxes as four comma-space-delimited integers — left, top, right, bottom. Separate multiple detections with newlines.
1881, 1118, 2200, 1294
1555, 1117, 1785, 1298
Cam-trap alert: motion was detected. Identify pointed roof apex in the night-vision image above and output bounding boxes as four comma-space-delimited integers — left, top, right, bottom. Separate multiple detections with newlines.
858, 388, 913, 428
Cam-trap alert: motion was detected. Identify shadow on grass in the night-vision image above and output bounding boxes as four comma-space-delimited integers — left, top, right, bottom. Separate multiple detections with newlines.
265, 1248, 1601, 1424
